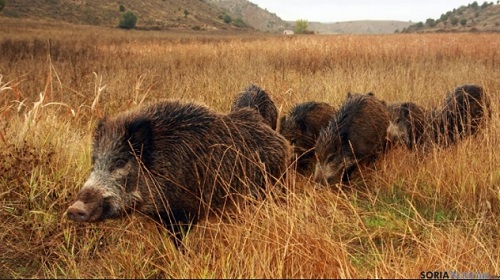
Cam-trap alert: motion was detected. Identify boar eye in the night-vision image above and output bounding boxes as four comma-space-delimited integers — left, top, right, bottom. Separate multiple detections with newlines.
113, 159, 128, 170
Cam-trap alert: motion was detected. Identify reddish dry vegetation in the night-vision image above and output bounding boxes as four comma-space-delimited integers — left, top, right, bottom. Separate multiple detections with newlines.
0, 18, 499, 278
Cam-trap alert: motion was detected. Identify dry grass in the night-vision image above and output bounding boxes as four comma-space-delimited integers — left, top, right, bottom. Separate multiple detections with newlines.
0, 18, 499, 278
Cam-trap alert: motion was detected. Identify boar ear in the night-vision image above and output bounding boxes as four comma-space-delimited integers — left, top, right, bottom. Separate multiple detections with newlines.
279, 115, 287, 128
400, 103, 411, 117
126, 118, 154, 165
96, 117, 107, 131
94, 117, 108, 143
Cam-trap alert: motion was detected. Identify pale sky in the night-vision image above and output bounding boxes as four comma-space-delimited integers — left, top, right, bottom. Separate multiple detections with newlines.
249, 0, 479, 23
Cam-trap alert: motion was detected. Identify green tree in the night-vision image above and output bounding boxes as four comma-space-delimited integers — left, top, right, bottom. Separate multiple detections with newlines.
450, 17, 459, 26
119, 11, 137, 29
0, 0, 5, 12
119, 4, 125, 12
415, 22, 424, 29
425, 18, 436, 27
222, 13, 232, 24
184, 9, 189, 18
440, 12, 450, 22
460, 18, 467, 26
294, 19, 308, 34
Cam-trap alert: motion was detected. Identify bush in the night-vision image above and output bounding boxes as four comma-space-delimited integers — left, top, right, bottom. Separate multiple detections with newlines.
426, 18, 436, 27
481, 1, 492, 9
222, 14, 232, 24
440, 11, 452, 22
119, 4, 125, 12
232, 18, 248, 28
415, 22, 424, 29
460, 18, 467, 26
119, 11, 137, 30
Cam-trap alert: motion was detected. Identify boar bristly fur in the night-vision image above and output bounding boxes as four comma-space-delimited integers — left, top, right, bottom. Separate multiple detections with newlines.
279, 102, 336, 175
313, 93, 389, 185
386, 102, 426, 150
230, 84, 278, 130
67, 100, 290, 247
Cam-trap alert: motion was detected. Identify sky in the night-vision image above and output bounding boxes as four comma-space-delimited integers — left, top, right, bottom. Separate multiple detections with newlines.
249, 0, 480, 23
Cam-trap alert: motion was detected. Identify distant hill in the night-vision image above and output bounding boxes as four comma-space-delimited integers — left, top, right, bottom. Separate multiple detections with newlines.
7, 0, 486, 35
205, 1, 413, 34
402, 2, 500, 33
208, 0, 291, 32
307, 20, 412, 34
0, 0, 278, 31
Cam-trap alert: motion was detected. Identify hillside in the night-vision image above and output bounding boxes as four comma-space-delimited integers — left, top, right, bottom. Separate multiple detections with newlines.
403, 2, 500, 33
208, 0, 291, 33
0, 0, 424, 34
0, 0, 262, 31
5, 1, 498, 34
307, 20, 412, 35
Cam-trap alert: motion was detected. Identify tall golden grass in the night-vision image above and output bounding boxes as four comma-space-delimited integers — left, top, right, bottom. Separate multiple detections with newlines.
0, 17, 498, 278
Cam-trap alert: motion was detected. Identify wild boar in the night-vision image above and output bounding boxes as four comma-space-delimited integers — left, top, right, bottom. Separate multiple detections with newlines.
67, 100, 290, 247
314, 93, 389, 185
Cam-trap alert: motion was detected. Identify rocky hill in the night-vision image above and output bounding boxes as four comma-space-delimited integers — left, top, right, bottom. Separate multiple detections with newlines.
402, 2, 500, 33
0, 0, 284, 32
5, 0, 483, 35
208, 0, 291, 32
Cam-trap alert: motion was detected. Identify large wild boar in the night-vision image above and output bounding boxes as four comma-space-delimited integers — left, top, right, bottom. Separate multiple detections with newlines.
386, 102, 426, 150
440, 84, 491, 144
279, 101, 336, 175
420, 84, 491, 148
230, 84, 278, 130
66, 100, 290, 247
313, 93, 389, 185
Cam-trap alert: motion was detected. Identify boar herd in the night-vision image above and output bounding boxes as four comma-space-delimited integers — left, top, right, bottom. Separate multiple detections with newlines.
66, 83, 491, 247
386, 84, 491, 150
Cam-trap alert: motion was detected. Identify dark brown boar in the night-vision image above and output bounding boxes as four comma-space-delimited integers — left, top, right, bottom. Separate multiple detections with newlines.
66, 100, 290, 247
313, 93, 389, 185
279, 101, 336, 175
441, 84, 491, 144
230, 84, 278, 130
386, 102, 426, 150
420, 84, 491, 148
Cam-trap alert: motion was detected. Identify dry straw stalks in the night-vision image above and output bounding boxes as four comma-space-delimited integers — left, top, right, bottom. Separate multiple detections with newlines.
0, 18, 498, 278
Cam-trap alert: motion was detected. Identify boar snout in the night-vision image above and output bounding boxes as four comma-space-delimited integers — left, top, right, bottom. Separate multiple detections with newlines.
313, 164, 330, 186
67, 200, 91, 222
66, 189, 106, 222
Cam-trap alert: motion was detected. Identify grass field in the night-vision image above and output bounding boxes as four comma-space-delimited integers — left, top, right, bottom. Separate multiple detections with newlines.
0, 17, 499, 278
